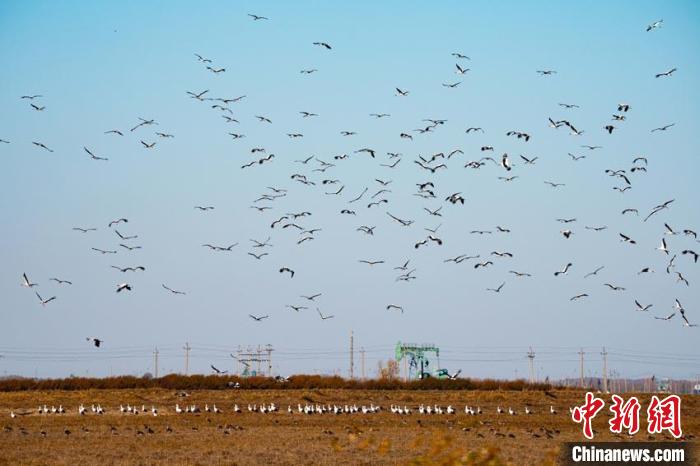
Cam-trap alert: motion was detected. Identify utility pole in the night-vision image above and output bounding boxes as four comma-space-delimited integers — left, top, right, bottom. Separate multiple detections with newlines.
527, 347, 535, 384
183, 342, 191, 376
578, 348, 585, 388
265, 344, 273, 376
153, 347, 159, 378
349, 330, 354, 379
601, 347, 608, 393
360, 347, 366, 380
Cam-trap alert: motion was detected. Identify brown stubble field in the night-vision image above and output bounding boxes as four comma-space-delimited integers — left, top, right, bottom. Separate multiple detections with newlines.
0, 389, 697, 465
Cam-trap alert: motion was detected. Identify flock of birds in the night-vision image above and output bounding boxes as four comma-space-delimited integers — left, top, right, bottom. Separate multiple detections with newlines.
9, 400, 565, 419
6, 14, 698, 378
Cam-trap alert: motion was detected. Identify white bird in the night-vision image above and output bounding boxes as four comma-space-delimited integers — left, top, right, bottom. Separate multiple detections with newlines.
656, 238, 670, 255
554, 263, 572, 276
646, 19, 663, 32
21, 273, 38, 288
635, 300, 652, 312
501, 153, 512, 171
116, 283, 132, 293
35, 292, 56, 306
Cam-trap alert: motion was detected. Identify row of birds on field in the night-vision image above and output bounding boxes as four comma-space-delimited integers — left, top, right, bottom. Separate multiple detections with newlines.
8, 402, 570, 418
6, 13, 697, 373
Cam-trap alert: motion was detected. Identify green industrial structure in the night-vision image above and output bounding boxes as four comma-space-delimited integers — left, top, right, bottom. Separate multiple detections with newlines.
395, 342, 454, 380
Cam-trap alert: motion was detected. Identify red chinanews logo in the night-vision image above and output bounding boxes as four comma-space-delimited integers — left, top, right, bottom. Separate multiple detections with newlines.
572, 392, 682, 440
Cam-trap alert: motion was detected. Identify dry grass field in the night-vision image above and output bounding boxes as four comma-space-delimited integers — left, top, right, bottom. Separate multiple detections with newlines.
0, 389, 697, 465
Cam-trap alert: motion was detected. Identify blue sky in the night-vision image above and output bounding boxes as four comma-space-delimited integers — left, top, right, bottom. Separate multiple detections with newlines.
0, 1, 698, 381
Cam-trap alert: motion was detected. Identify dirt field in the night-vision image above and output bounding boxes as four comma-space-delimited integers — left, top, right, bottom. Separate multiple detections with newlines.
0, 389, 697, 465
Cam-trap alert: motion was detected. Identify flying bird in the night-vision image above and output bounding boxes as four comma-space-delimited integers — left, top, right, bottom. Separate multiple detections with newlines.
554, 263, 572, 276
646, 19, 663, 32
21, 273, 38, 288
116, 283, 132, 293
635, 300, 652, 312
86, 337, 103, 348
34, 292, 56, 306
32, 141, 53, 152
655, 68, 677, 78
83, 147, 108, 161
162, 284, 186, 295
651, 123, 675, 132
50, 278, 72, 285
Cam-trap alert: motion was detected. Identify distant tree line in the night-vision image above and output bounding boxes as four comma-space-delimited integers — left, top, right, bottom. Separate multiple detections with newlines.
0, 373, 555, 392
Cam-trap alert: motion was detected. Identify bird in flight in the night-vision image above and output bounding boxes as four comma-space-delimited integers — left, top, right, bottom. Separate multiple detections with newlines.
50, 278, 72, 285
646, 19, 663, 32
359, 259, 384, 266
486, 282, 505, 293
162, 284, 186, 295
249, 314, 269, 322
21, 273, 38, 288
202, 243, 238, 252
317, 308, 334, 320
651, 123, 675, 132
130, 117, 157, 132
248, 13, 269, 20
634, 299, 653, 312
301, 293, 322, 301
286, 305, 307, 312
386, 304, 404, 313
584, 266, 605, 278
32, 141, 53, 152
554, 263, 573, 276
111, 266, 145, 273
108, 218, 128, 228
35, 292, 56, 306
86, 337, 103, 348
313, 42, 332, 50
604, 283, 626, 292
211, 365, 228, 374
655, 68, 677, 78
115, 230, 137, 240
84, 147, 108, 161
91, 248, 117, 254
187, 89, 209, 100
682, 249, 698, 263
395, 88, 409, 96
279, 267, 295, 277
116, 283, 132, 293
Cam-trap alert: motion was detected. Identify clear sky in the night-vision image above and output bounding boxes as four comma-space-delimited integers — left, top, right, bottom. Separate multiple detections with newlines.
0, 1, 698, 381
